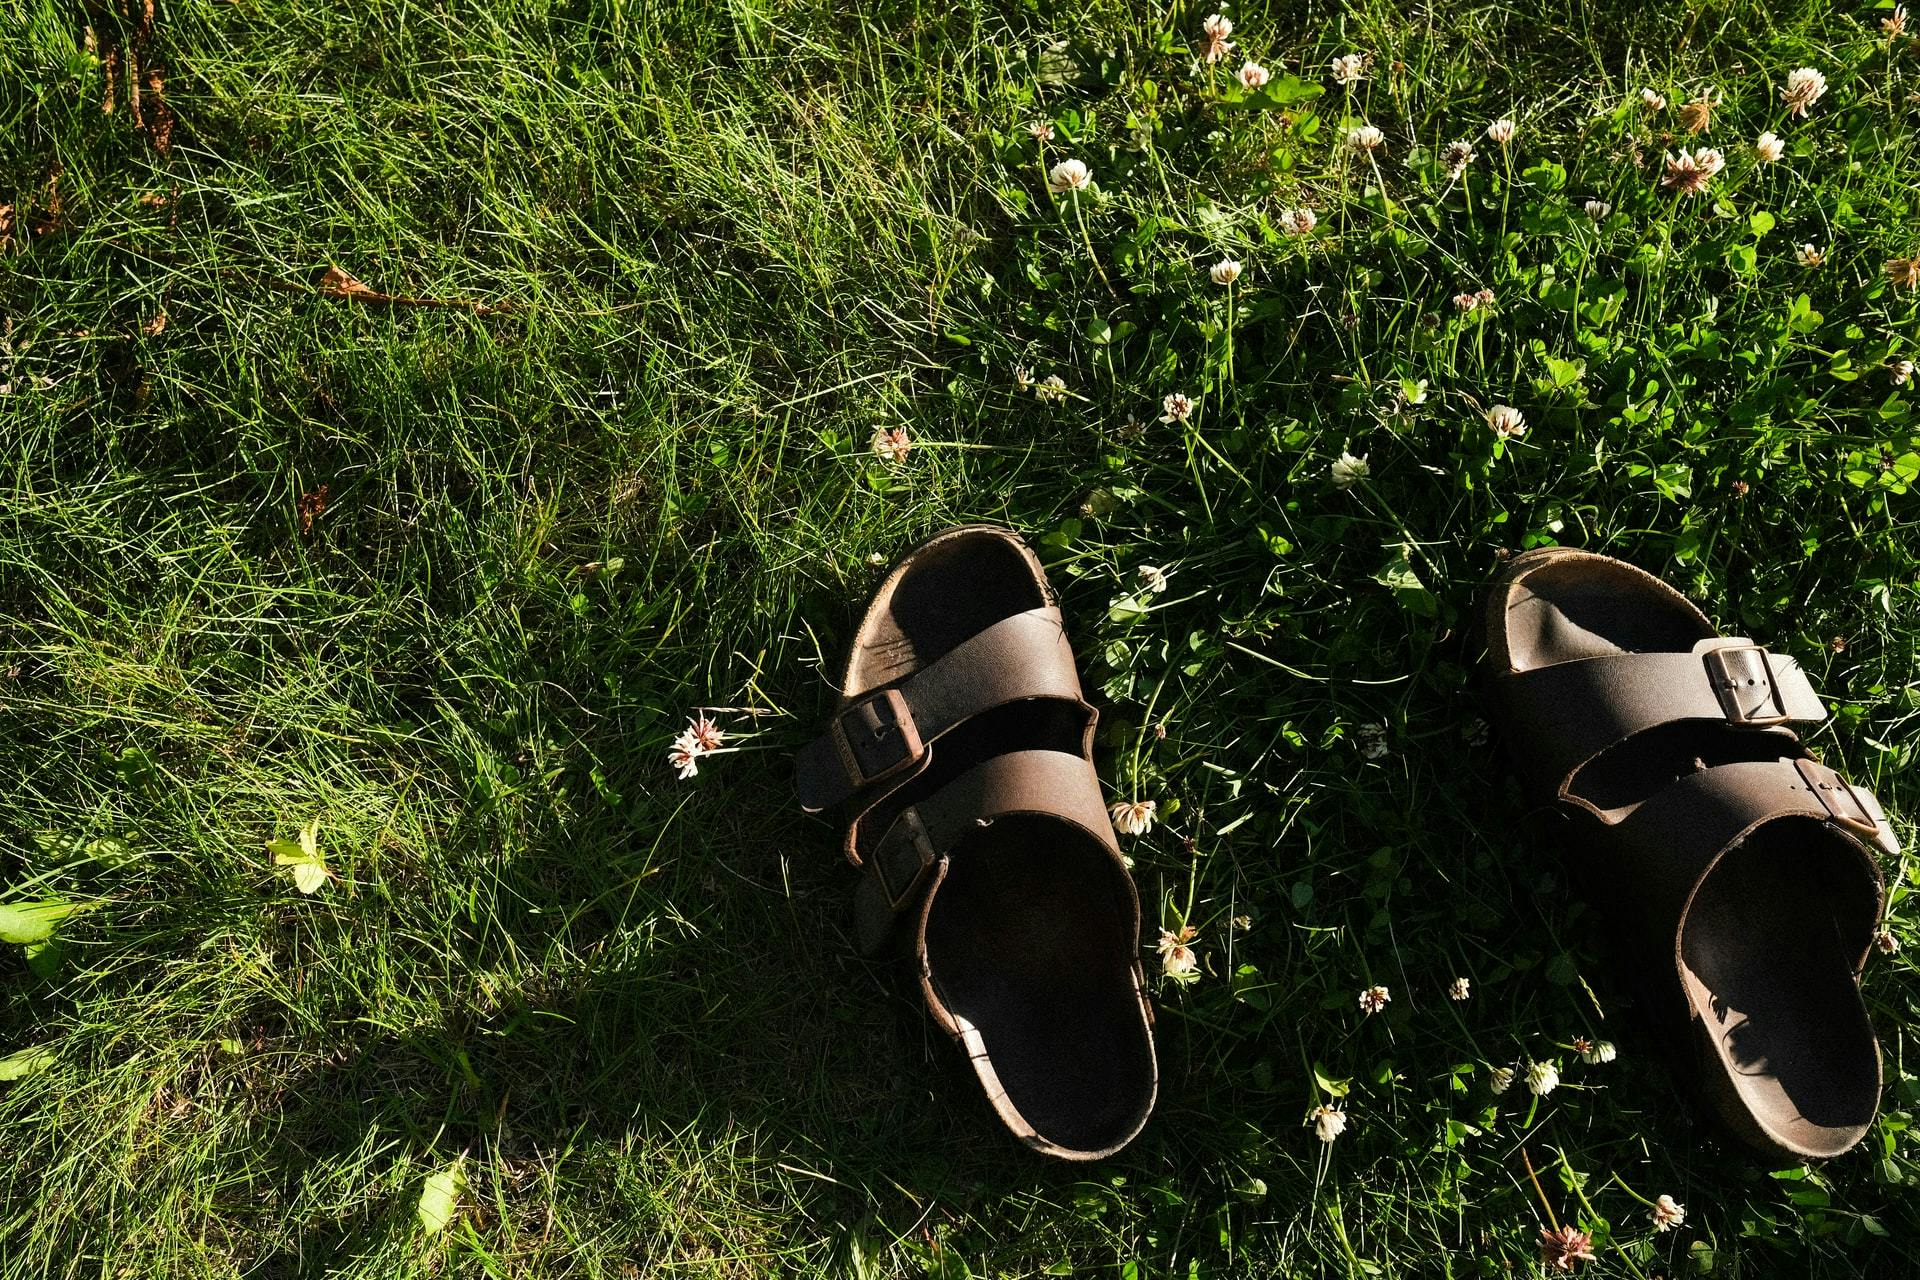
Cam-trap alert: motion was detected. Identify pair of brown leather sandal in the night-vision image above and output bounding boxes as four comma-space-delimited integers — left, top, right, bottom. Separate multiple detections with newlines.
797, 530, 1895, 1164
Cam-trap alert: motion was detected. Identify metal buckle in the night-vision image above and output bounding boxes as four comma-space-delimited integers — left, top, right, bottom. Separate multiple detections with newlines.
1794, 758, 1881, 843
872, 807, 938, 911
829, 688, 924, 790
1703, 645, 1790, 728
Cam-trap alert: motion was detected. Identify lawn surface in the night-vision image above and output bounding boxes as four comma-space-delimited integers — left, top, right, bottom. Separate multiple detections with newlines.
4, 0, 1920, 1275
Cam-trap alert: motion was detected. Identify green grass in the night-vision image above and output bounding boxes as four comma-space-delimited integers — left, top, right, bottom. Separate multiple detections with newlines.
4, 0, 1920, 1274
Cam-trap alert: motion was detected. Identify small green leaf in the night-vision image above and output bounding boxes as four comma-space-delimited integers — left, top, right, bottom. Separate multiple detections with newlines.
270, 817, 329, 894
25, 936, 68, 981
417, 1156, 466, 1235
0, 1045, 55, 1080
1260, 74, 1324, 106
1313, 1062, 1352, 1098
0, 900, 86, 945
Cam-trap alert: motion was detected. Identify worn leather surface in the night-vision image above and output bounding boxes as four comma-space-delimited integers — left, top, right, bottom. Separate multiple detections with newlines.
1489, 638, 1828, 799
1598, 756, 1896, 962
865, 749, 1118, 910
794, 606, 1088, 813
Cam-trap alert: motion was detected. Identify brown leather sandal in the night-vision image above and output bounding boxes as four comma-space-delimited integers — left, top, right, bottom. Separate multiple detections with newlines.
794, 524, 1157, 1160
1483, 547, 1895, 1160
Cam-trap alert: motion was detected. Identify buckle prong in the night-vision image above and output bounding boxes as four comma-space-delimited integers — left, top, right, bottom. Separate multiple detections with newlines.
829, 688, 924, 790
1704, 645, 1791, 728
1794, 758, 1882, 842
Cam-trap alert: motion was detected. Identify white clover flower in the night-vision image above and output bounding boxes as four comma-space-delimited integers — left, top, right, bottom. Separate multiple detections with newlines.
1158, 926, 1199, 980
1441, 139, 1475, 178
1331, 451, 1370, 488
1661, 147, 1725, 196
870, 425, 912, 463
1280, 207, 1318, 236
668, 733, 702, 780
1781, 67, 1828, 118
1891, 360, 1915, 387
1136, 564, 1169, 594
1346, 124, 1385, 151
1160, 392, 1194, 423
1652, 1195, 1686, 1232
1310, 1104, 1348, 1143
1584, 199, 1611, 221
1449, 976, 1471, 1001
1486, 118, 1517, 144
1541, 1227, 1596, 1271
1795, 243, 1825, 268
1454, 291, 1483, 312
1875, 927, 1902, 953
1330, 53, 1366, 85
1111, 799, 1158, 836
1200, 12, 1234, 63
1012, 364, 1033, 391
1035, 373, 1068, 403
1028, 120, 1055, 143
668, 714, 728, 780
1237, 61, 1272, 91
1678, 91, 1716, 134
1754, 130, 1785, 163
1890, 257, 1920, 288
686, 715, 727, 752
1358, 984, 1390, 1015
1527, 1059, 1560, 1095
1885, 5, 1909, 37
866, 551, 886, 566
1489, 1064, 1516, 1094
1209, 257, 1244, 286
1580, 1039, 1617, 1065
1485, 404, 1527, 438
1047, 158, 1091, 194
1640, 88, 1667, 111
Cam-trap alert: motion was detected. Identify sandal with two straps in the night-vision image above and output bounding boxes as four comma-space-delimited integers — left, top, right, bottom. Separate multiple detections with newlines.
1484, 547, 1897, 1160
795, 524, 1158, 1161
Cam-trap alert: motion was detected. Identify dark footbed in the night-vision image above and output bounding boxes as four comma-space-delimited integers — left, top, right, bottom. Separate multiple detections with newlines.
845, 534, 1046, 696
1680, 818, 1880, 1153
923, 814, 1154, 1154
1504, 554, 1880, 1157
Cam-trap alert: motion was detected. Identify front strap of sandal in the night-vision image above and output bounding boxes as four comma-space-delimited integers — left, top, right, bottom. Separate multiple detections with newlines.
794, 606, 1090, 812
1489, 638, 1827, 798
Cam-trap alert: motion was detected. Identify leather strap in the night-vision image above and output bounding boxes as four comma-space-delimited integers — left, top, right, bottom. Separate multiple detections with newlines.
1594, 755, 1896, 960
794, 606, 1088, 812
861, 749, 1120, 912
1490, 638, 1826, 796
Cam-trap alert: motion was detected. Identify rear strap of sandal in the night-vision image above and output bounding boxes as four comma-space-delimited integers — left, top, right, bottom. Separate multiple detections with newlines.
1593, 756, 1893, 973
794, 606, 1091, 813
1489, 638, 1827, 798
855, 748, 1121, 915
